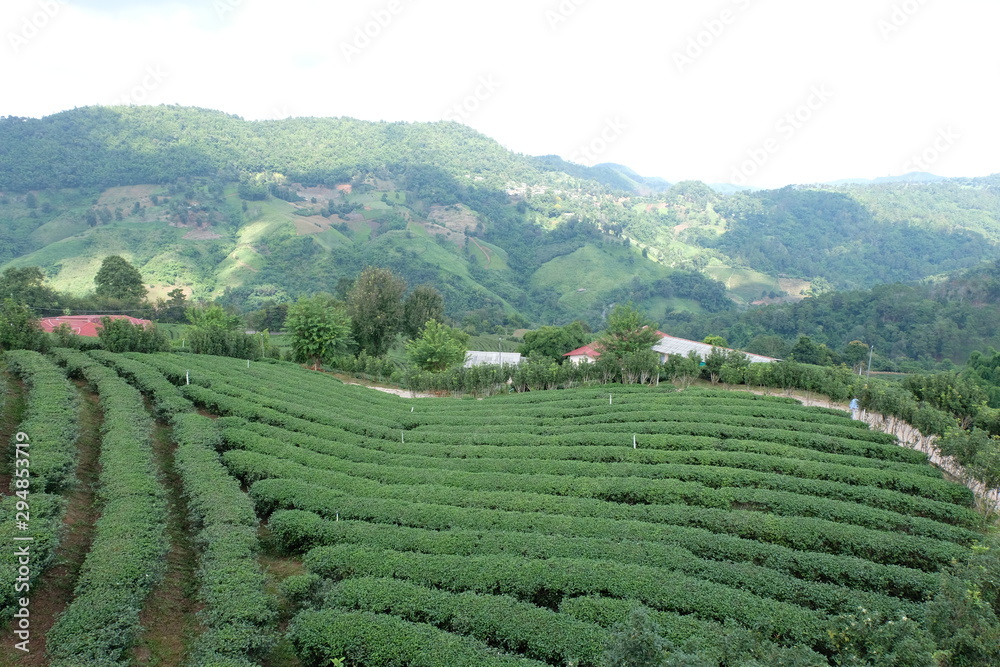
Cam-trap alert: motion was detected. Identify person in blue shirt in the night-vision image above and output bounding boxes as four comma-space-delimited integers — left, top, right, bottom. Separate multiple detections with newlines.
849, 397, 860, 419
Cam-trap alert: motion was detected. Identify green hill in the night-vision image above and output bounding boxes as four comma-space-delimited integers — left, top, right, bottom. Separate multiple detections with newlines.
2, 106, 1000, 345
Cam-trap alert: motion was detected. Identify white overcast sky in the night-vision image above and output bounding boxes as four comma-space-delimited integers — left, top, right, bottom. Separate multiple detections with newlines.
2, 0, 997, 188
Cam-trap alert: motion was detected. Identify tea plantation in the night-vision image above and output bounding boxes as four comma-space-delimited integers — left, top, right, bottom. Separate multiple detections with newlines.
0, 351, 992, 666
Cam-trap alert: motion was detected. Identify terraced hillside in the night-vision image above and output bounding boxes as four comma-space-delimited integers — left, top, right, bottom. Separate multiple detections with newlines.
0, 351, 989, 665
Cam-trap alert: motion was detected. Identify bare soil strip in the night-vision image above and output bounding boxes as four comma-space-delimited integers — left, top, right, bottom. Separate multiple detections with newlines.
0, 381, 102, 667
258, 544, 305, 667
132, 417, 202, 666
469, 236, 493, 267
0, 371, 27, 496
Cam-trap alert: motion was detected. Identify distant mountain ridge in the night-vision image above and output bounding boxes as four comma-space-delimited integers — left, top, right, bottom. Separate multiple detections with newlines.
826, 172, 949, 186
1, 105, 999, 346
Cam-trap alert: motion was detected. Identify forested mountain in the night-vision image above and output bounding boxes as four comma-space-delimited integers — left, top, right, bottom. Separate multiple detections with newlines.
0, 106, 538, 191
665, 260, 1000, 368
1, 105, 999, 356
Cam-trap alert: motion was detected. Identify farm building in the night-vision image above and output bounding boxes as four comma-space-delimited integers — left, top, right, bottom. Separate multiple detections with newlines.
563, 343, 603, 365
564, 334, 778, 364
652, 334, 778, 363
564, 330, 667, 365
39, 315, 153, 338
464, 351, 522, 367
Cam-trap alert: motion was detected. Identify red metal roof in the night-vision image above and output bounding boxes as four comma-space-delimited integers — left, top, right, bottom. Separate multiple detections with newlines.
563, 343, 603, 358
39, 315, 153, 338
562, 330, 666, 359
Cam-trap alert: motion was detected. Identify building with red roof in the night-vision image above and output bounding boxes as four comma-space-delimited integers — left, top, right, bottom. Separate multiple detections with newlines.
564, 331, 777, 365
38, 315, 153, 338
564, 330, 668, 365
563, 342, 603, 365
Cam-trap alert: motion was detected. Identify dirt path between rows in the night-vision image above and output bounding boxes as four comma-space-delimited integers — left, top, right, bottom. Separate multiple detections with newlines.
0, 382, 102, 667
343, 381, 437, 398
132, 415, 201, 665
0, 372, 26, 499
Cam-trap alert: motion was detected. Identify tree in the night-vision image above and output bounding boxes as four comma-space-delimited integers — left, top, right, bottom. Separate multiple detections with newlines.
406, 319, 469, 372
186, 304, 241, 332
402, 285, 444, 339
185, 304, 261, 359
0, 298, 47, 352
719, 349, 752, 385
519, 322, 590, 364
844, 340, 871, 373
599, 303, 662, 359
745, 335, 791, 360
94, 255, 147, 302
702, 347, 728, 384
285, 294, 352, 370
157, 287, 188, 324
51, 323, 82, 349
702, 334, 728, 347
97, 317, 168, 353
788, 335, 835, 366
247, 302, 289, 332
663, 351, 701, 388
347, 267, 406, 357
0, 266, 58, 309
595, 304, 662, 384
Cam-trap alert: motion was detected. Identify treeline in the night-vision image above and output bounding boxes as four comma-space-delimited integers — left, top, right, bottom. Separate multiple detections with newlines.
666, 260, 1000, 369
712, 187, 996, 290
0, 106, 541, 192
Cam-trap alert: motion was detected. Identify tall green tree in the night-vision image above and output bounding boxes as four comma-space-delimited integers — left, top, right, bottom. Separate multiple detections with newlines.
97, 317, 168, 353
347, 267, 406, 357
519, 321, 590, 364
156, 287, 188, 324
593, 305, 662, 384
186, 304, 242, 332
788, 335, 836, 366
598, 303, 662, 359
185, 304, 260, 358
94, 255, 147, 302
402, 285, 445, 339
0, 298, 47, 352
0, 267, 58, 310
405, 319, 469, 372
702, 334, 728, 347
286, 294, 352, 370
